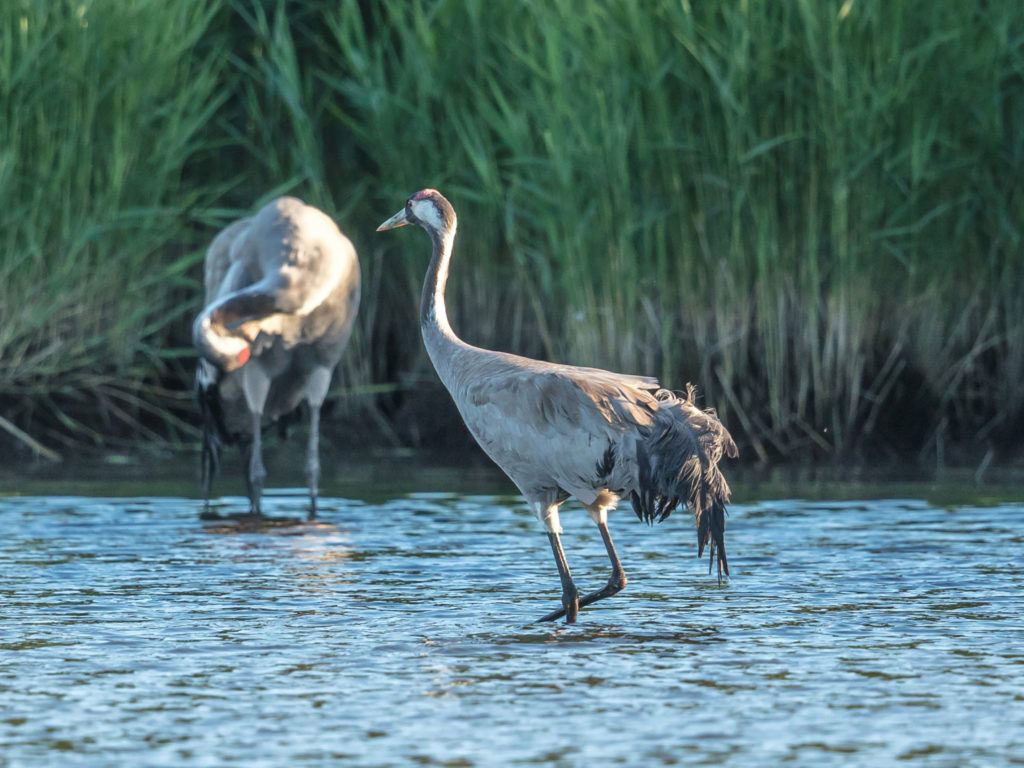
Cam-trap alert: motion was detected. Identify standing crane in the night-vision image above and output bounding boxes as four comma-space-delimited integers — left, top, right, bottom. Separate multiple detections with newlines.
377, 189, 737, 623
193, 197, 360, 517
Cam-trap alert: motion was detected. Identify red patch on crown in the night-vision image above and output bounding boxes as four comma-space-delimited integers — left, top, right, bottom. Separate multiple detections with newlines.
237, 347, 252, 366
412, 189, 437, 201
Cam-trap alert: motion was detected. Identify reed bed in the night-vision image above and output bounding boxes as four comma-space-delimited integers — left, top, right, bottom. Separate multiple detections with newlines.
1, 0, 1021, 464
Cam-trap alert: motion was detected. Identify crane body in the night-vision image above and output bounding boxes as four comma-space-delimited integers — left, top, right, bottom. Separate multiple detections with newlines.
378, 189, 735, 622
194, 197, 360, 517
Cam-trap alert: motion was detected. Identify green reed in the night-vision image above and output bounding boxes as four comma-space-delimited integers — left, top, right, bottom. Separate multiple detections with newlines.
0, 0, 229, 450
1, 0, 1021, 462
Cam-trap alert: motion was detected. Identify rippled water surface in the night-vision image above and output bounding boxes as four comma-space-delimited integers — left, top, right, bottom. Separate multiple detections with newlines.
2, 473, 1023, 766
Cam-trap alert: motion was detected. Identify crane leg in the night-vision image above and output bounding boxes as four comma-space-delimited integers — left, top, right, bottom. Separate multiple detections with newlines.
532, 504, 579, 623
200, 441, 214, 513
243, 364, 270, 517
578, 521, 627, 609
245, 412, 266, 517
304, 367, 331, 520
538, 532, 580, 623
306, 403, 320, 519
540, 507, 627, 622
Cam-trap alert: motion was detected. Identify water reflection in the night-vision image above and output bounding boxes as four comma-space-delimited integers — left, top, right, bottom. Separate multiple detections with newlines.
0, 492, 1022, 766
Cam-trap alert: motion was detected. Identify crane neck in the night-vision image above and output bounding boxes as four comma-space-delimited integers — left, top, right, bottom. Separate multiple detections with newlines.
420, 222, 459, 345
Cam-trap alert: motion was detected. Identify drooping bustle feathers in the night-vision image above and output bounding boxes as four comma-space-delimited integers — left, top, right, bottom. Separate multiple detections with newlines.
632, 384, 738, 580
194, 361, 232, 500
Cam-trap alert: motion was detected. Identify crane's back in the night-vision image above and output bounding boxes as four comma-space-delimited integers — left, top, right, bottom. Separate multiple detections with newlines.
200, 197, 360, 436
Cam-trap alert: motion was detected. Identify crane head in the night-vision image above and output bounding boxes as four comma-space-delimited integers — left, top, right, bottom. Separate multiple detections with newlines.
193, 310, 253, 373
376, 189, 456, 238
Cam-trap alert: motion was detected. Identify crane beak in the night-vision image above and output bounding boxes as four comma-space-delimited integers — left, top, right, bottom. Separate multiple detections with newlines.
376, 208, 409, 232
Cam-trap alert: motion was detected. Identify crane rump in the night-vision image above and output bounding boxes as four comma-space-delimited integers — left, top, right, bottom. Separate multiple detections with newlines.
630, 385, 738, 580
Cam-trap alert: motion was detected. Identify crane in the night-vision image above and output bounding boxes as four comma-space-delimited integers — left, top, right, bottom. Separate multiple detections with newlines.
377, 189, 737, 623
193, 197, 360, 517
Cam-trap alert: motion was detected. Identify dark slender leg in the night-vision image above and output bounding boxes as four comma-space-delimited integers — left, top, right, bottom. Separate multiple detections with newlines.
247, 411, 266, 516
306, 404, 320, 520
538, 532, 580, 624
580, 522, 628, 608
200, 443, 214, 514
541, 521, 627, 622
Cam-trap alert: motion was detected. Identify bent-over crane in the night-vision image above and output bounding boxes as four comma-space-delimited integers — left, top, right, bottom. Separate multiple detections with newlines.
193, 197, 360, 517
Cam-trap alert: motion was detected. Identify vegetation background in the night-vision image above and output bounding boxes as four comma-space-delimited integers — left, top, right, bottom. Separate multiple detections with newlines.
1, 0, 1022, 467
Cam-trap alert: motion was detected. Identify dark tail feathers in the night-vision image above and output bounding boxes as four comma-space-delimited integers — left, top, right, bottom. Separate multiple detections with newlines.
696, 484, 729, 581
632, 384, 737, 581
194, 361, 231, 503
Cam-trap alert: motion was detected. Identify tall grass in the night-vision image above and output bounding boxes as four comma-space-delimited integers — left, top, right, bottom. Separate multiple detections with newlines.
1, 0, 1021, 463
0, 0, 228, 451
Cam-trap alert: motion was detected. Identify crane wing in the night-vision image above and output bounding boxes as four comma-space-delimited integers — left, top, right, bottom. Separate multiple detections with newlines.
465, 365, 657, 436
196, 198, 358, 361
459, 358, 736, 534
459, 362, 665, 502
203, 218, 253, 305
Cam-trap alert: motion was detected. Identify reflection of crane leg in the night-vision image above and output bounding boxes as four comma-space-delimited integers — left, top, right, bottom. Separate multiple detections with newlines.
304, 366, 332, 519
243, 363, 271, 516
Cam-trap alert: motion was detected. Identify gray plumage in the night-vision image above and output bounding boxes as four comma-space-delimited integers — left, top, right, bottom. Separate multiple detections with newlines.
193, 196, 360, 516
378, 189, 737, 623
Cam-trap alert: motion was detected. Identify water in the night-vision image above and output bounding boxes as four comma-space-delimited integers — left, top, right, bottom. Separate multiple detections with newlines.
2, 467, 1023, 766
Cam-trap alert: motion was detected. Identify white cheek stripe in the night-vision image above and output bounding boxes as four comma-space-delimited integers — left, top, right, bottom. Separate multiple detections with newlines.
412, 198, 444, 231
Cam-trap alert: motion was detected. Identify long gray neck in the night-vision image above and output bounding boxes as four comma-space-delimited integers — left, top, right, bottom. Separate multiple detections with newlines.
420, 224, 459, 339
419, 222, 468, 390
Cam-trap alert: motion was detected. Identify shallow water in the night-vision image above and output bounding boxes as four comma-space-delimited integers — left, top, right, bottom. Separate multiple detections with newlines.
1, 477, 1023, 766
